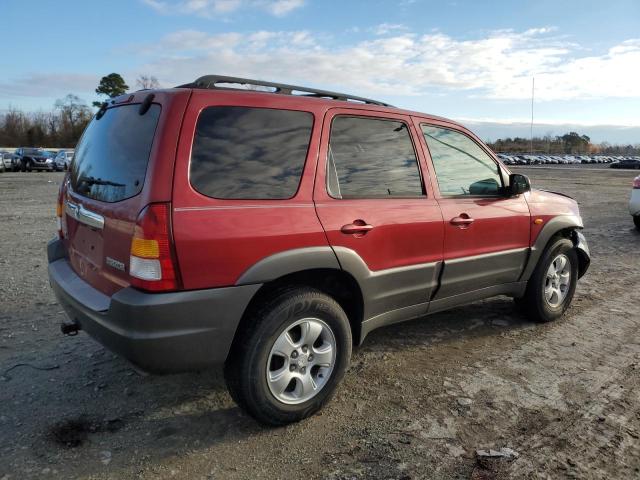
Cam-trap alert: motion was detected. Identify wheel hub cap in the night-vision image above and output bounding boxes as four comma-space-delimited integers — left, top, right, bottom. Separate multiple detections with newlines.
544, 253, 571, 308
296, 355, 309, 369
266, 318, 337, 405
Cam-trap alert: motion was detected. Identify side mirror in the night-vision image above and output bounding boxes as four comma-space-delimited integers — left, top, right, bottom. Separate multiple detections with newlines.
508, 173, 531, 195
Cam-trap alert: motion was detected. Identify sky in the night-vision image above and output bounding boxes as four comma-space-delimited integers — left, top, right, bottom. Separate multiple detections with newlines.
1, 0, 639, 142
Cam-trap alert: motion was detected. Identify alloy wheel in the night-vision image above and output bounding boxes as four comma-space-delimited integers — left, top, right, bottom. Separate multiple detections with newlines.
266, 318, 336, 405
544, 254, 571, 308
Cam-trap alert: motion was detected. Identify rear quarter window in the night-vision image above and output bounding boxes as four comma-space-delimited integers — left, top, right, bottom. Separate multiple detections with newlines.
190, 106, 313, 199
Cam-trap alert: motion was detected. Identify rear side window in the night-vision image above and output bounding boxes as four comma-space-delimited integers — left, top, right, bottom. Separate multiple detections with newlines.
70, 104, 160, 203
190, 107, 313, 199
327, 116, 423, 198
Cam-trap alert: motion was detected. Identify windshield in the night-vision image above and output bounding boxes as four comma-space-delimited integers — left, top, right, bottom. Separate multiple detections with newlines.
23, 148, 44, 155
70, 104, 160, 202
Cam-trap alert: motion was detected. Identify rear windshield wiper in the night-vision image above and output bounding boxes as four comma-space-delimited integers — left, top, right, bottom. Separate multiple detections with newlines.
78, 175, 125, 188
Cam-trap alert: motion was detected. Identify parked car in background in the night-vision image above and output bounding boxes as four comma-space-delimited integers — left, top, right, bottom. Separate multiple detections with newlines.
54, 150, 74, 171
12, 147, 55, 172
611, 159, 640, 169
0, 151, 12, 172
48, 75, 591, 425
630, 176, 640, 230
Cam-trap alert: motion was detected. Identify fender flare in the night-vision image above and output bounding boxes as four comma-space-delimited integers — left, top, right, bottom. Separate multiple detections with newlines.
519, 215, 585, 281
235, 247, 341, 285
236, 246, 440, 341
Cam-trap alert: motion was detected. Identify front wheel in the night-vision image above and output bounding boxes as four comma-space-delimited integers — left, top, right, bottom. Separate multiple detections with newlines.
225, 288, 352, 425
634, 216, 640, 230
516, 237, 578, 323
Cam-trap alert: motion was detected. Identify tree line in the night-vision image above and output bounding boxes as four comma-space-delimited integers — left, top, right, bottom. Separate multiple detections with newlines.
0, 73, 158, 148
488, 132, 640, 155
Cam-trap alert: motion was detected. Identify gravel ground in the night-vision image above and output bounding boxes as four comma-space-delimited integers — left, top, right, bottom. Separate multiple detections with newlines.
0, 167, 639, 480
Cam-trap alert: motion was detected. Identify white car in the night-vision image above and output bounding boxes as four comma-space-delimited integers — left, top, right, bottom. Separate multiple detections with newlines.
1, 152, 12, 171
54, 150, 74, 171
631, 175, 640, 230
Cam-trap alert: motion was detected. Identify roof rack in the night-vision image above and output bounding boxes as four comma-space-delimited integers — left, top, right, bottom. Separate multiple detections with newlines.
177, 75, 393, 107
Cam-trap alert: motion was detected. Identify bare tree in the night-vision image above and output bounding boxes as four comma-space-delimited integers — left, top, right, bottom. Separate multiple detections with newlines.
53, 94, 92, 146
136, 75, 161, 90
55, 95, 91, 130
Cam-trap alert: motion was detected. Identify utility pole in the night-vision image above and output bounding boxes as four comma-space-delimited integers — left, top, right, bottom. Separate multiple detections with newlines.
530, 77, 535, 155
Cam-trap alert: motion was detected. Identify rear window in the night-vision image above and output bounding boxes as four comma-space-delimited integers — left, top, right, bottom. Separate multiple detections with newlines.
70, 104, 160, 203
190, 106, 313, 199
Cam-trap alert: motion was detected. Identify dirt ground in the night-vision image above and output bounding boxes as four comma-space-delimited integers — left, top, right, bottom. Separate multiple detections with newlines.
1, 166, 639, 480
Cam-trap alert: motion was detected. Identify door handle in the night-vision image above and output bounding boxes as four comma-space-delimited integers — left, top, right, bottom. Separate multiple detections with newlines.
450, 214, 474, 227
341, 220, 374, 235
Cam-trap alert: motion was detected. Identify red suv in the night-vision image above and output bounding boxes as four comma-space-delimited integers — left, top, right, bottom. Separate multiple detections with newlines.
48, 75, 590, 425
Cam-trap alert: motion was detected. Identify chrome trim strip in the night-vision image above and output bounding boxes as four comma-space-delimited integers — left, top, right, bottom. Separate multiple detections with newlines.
174, 204, 313, 212
65, 201, 79, 221
65, 201, 104, 230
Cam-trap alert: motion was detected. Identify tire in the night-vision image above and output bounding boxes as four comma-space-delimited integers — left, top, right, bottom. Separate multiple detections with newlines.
634, 216, 640, 230
225, 287, 352, 425
516, 237, 578, 323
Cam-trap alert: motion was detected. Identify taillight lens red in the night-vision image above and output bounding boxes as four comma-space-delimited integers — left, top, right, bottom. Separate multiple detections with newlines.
56, 178, 65, 239
129, 203, 180, 292
633, 176, 640, 189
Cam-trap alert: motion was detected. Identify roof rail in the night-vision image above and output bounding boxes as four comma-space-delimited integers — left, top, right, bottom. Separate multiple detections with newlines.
176, 75, 393, 107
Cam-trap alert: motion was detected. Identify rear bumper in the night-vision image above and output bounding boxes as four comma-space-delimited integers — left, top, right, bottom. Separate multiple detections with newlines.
47, 239, 261, 373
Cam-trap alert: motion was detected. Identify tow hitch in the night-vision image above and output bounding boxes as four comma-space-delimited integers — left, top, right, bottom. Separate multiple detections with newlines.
60, 321, 80, 336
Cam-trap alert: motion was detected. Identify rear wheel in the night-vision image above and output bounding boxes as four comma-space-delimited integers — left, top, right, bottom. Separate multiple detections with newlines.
225, 287, 352, 425
516, 237, 578, 323
634, 216, 640, 230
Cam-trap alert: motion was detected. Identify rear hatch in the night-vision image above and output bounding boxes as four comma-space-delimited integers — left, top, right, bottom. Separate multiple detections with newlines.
60, 91, 189, 297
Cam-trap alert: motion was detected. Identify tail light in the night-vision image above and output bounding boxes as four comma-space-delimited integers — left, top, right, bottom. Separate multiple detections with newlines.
55, 179, 65, 239
633, 176, 640, 189
129, 203, 181, 292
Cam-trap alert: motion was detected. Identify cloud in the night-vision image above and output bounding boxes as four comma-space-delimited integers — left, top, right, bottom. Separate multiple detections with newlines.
461, 120, 640, 144
264, 0, 305, 16
135, 27, 640, 102
373, 23, 408, 35
4, 27, 639, 109
0, 73, 98, 99
140, 0, 304, 17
